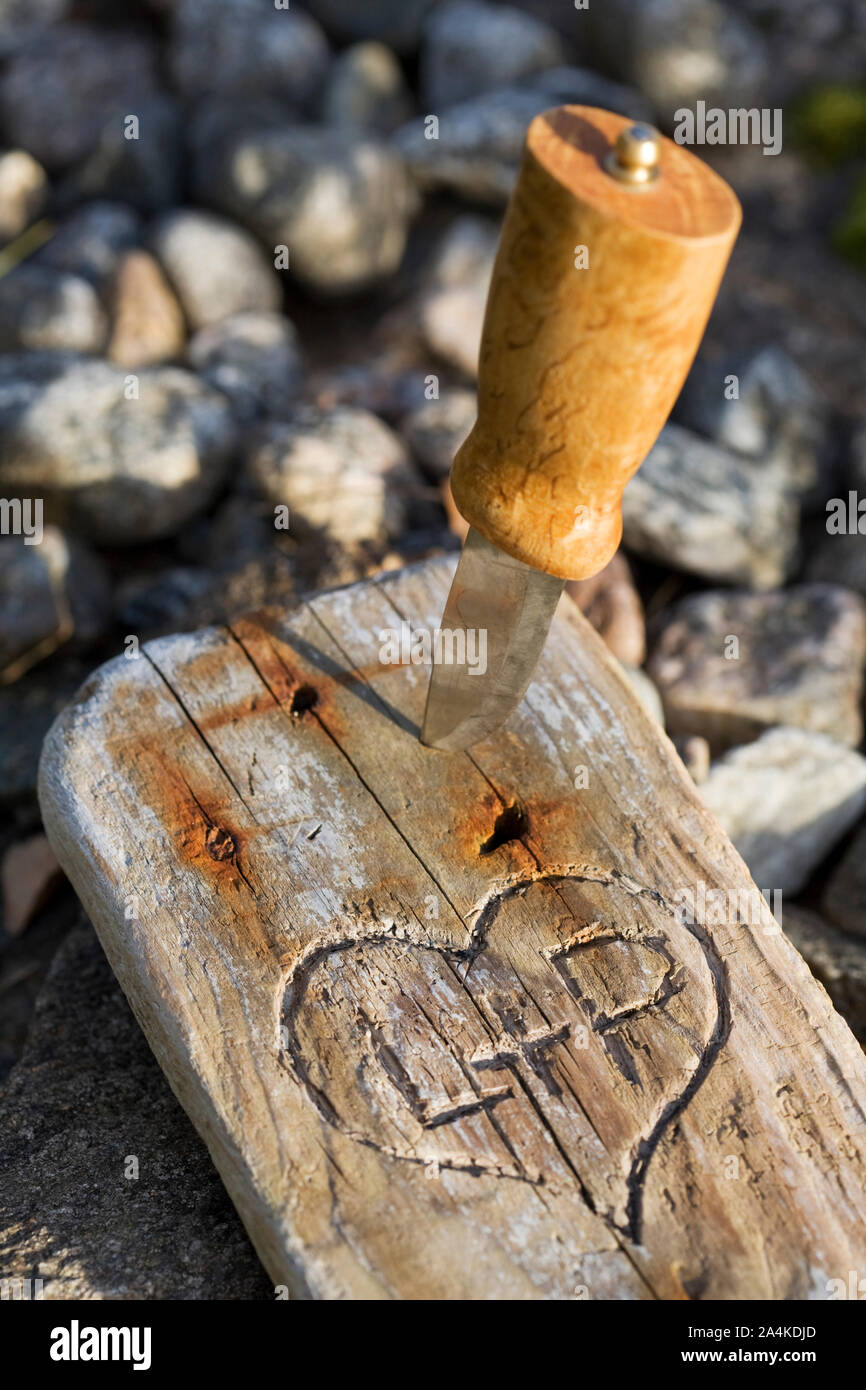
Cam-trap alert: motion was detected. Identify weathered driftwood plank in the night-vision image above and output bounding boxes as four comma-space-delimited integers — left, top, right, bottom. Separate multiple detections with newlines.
38, 556, 866, 1300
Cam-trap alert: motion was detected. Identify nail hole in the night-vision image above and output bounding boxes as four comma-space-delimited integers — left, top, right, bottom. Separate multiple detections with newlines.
480, 801, 529, 855
206, 825, 236, 862
290, 684, 318, 717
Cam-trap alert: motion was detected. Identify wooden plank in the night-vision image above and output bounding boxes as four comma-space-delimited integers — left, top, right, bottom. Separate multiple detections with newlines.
38, 555, 866, 1300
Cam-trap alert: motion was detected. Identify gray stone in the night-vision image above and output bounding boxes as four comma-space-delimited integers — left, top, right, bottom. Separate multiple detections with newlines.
304, 0, 436, 53
647, 584, 866, 753
0, 355, 237, 545
783, 904, 866, 1043
60, 94, 183, 215
0, 528, 110, 682
194, 125, 414, 295
0, 149, 47, 242
115, 566, 217, 640
393, 86, 549, 203
169, 0, 330, 108
0, 24, 160, 172
421, 1, 564, 110
675, 347, 829, 508
805, 533, 866, 600
308, 363, 433, 422
402, 389, 477, 481
0, 266, 107, 354
851, 422, 866, 493
322, 41, 412, 134
0, 924, 270, 1298
699, 728, 866, 897
672, 734, 711, 785
619, 665, 665, 727
621, 423, 799, 588
821, 822, 866, 939
0, 0, 68, 57
34, 202, 142, 291
150, 209, 282, 331
523, 66, 654, 123
187, 312, 303, 424
0, 652, 92, 804
565, 550, 646, 668
247, 406, 421, 546
589, 0, 767, 121
419, 215, 498, 377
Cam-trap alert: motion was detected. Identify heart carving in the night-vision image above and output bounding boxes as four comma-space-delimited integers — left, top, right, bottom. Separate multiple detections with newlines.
282, 869, 728, 1241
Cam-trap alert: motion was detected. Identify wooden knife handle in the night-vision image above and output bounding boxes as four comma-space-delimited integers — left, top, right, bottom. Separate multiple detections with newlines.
449, 105, 742, 580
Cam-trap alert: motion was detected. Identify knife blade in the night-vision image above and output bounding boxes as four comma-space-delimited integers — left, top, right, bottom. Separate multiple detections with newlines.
420, 527, 564, 751
421, 106, 741, 751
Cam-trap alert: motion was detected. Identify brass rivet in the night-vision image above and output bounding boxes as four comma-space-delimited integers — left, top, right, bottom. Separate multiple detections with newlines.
604, 123, 661, 188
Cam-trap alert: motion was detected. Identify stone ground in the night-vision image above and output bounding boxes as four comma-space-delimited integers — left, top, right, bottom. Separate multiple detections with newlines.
2, 0, 866, 1297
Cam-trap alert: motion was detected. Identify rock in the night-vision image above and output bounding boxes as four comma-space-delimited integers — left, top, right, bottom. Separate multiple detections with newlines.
0, 265, 107, 354
322, 41, 412, 134
420, 1, 564, 110
805, 429, 866, 595
0, 924, 271, 1297
402, 389, 477, 481
647, 584, 866, 752
304, 0, 435, 53
0, 527, 111, 682
0, 149, 47, 242
170, 0, 330, 108
621, 423, 799, 588
115, 566, 217, 639
198, 494, 274, 573
805, 532, 866, 599
0, 651, 92, 804
309, 363, 433, 421
149, 209, 282, 331
187, 312, 303, 424
589, 0, 767, 121
522, 66, 654, 123
194, 125, 414, 295
699, 728, 866, 897
851, 421, 866, 492
821, 822, 866, 938
107, 250, 186, 369
0, 355, 237, 545
0, 0, 68, 57
675, 347, 829, 508
419, 215, 498, 377
619, 665, 665, 727
393, 86, 549, 203
441, 477, 469, 541
34, 202, 141, 291
247, 406, 422, 546
672, 734, 711, 785
783, 904, 866, 1042
1, 834, 62, 937
60, 94, 183, 215
0, 24, 160, 172
565, 550, 646, 668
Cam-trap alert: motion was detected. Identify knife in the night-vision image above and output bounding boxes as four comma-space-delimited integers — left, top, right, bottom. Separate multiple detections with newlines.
421, 106, 741, 751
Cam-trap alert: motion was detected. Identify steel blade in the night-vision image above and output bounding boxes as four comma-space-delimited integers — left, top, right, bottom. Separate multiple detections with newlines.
420, 527, 564, 752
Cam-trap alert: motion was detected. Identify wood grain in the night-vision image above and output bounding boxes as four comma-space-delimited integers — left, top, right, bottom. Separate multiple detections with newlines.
39, 557, 866, 1300
451, 105, 742, 579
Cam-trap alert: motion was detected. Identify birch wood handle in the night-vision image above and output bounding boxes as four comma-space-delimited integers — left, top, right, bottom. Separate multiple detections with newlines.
449, 105, 742, 580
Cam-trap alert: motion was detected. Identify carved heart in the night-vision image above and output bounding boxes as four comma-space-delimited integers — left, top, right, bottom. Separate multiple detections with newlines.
282, 870, 726, 1240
